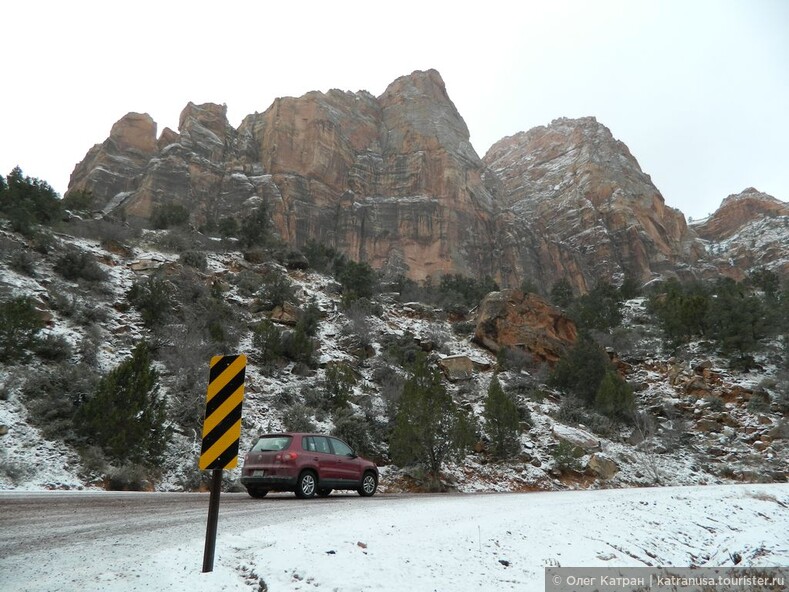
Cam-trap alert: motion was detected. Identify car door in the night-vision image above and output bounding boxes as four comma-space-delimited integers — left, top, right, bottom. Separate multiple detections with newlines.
305, 435, 342, 483
302, 436, 336, 481
328, 437, 362, 485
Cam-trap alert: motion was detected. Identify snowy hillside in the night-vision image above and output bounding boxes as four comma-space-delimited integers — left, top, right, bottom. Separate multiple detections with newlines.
0, 222, 787, 494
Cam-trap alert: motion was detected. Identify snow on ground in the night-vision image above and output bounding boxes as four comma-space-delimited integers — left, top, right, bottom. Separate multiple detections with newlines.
6, 484, 785, 592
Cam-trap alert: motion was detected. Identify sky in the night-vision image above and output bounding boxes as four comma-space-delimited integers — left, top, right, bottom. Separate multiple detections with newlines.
1, 0, 787, 220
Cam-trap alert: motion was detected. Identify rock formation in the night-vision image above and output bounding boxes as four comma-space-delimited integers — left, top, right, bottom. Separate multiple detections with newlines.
484, 117, 706, 292
67, 70, 497, 282
692, 188, 789, 279
65, 70, 786, 289
473, 290, 576, 363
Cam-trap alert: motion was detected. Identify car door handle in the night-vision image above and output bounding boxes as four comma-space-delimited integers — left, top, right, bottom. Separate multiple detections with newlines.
312, 457, 319, 461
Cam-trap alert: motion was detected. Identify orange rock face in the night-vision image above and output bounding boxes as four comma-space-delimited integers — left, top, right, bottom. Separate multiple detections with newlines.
473, 290, 577, 363
64, 72, 787, 288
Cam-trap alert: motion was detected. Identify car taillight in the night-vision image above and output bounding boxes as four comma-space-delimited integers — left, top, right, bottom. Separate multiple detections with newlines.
275, 452, 298, 462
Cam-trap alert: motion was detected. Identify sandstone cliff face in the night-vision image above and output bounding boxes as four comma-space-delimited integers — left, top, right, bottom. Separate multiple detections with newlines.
65, 72, 785, 289
484, 117, 706, 292
67, 70, 496, 281
692, 188, 789, 279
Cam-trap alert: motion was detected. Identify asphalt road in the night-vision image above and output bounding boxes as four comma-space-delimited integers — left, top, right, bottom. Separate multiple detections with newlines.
0, 490, 415, 590
1, 490, 414, 558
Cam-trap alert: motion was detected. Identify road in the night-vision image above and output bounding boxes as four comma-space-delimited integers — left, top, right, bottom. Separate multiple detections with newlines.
0, 490, 414, 591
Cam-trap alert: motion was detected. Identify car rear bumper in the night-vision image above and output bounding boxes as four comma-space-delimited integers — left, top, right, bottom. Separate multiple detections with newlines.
241, 475, 297, 489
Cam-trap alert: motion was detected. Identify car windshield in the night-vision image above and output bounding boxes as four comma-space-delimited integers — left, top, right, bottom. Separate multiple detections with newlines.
251, 436, 292, 452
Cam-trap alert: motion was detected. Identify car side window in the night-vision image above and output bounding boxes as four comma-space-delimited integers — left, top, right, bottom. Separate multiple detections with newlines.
302, 437, 315, 452
329, 438, 354, 457
313, 436, 331, 454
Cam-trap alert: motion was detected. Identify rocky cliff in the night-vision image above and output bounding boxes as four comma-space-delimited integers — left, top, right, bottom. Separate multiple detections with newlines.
68, 70, 497, 282
484, 117, 706, 292
692, 188, 789, 279
66, 70, 786, 290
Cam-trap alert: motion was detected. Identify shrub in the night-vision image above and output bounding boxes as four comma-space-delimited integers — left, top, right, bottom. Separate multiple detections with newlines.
35, 333, 72, 362
75, 342, 169, 466
258, 269, 296, 309
552, 440, 584, 473
283, 404, 316, 433
179, 250, 207, 271
280, 326, 316, 367
747, 391, 771, 414
54, 249, 107, 282
483, 376, 521, 459
323, 362, 356, 410
336, 260, 377, 301
332, 410, 374, 457
496, 346, 534, 373
9, 248, 36, 276
252, 320, 283, 367
303, 239, 345, 274
127, 274, 175, 329
106, 463, 153, 491
567, 281, 622, 332
239, 204, 271, 248
21, 362, 99, 441
234, 270, 265, 297
0, 167, 61, 235
0, 296, 44, 362
151, 203, 189, 229
550, 279, 574, 308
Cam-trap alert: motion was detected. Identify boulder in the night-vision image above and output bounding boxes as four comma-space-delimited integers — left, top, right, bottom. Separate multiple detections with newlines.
473, 290, 576, 363
438, 355, 474, 381
587, 453, 620, 480
551, 423, 601, 452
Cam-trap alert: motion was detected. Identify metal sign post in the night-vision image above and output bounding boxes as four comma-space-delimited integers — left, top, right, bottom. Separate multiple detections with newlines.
199, 354, 246, 573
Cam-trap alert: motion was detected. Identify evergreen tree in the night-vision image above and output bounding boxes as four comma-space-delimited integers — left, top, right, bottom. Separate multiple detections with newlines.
76, 342, 168, 466
594, 371, 634, 419
483, 375, 521, 459
0, 296, 44, 362
390, 354, 473, 480
127, 274, 175, 328
568, 280, 622, 332
239, 203, 270, 248
336, 260, 378, 301
0, 166, 61, 235
550, 278, 574, 308
549, 336, 610, 405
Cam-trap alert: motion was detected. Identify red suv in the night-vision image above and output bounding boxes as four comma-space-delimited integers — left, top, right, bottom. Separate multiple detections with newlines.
240, 433, 379, 498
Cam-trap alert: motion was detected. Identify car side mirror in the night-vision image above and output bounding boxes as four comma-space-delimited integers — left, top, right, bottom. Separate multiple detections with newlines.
348, 452, 357, 459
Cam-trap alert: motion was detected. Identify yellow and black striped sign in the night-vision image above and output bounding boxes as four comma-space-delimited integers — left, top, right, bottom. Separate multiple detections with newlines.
199, 354, 246, 470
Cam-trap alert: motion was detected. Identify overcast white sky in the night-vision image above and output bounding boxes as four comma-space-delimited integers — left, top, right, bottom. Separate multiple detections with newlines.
1, 0, 786, 219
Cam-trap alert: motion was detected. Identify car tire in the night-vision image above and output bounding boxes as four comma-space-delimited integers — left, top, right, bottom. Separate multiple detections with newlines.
247, 488, 268, 499
295, 471, 317, 499
317, 488, 332, 497
358, 471, 378, 497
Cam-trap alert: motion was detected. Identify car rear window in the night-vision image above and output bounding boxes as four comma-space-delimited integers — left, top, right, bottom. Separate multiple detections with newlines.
251, 436, 292, 452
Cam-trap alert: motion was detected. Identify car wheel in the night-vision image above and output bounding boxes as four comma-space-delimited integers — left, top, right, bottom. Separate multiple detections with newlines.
296, 471, 317, 498
317, 488, 332, 497
247, 488, 268, 499
358, 471, 378, 497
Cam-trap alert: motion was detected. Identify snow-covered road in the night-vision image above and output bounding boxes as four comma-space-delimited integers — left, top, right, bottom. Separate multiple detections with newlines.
1, 485, 787, 591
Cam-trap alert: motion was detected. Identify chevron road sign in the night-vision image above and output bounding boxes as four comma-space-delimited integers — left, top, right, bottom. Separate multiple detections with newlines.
199, 354, 246, 470
200, 353, 246, 573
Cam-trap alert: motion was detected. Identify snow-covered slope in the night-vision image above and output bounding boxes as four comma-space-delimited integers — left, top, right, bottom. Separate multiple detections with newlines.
0, 225, 787, 493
